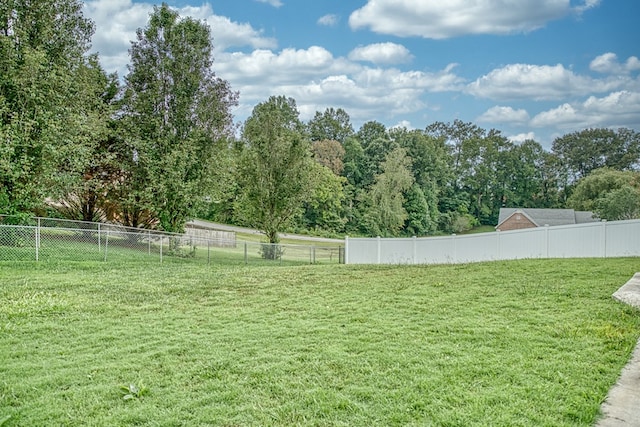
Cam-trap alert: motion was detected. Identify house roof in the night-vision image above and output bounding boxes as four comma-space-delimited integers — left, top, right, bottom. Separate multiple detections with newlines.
497, 208, 598, 228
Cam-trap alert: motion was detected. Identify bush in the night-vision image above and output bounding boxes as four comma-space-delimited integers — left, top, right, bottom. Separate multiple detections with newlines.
259, 243, 284, 260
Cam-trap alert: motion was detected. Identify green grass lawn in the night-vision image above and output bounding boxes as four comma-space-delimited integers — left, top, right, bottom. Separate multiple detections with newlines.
1, 258, 639, 426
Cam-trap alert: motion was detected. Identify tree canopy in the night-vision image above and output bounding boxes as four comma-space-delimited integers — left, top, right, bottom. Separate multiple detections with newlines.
120, 3, 237, 233
2, 1, 640, 238
0, 0, 95, 214
235, 96, 314, 244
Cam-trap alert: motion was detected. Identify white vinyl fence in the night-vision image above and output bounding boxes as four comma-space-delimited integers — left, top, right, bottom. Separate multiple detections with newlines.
345, 219, 640, 265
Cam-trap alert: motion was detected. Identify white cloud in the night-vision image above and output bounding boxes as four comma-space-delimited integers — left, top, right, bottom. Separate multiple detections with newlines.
466, 63, 628, 101
255, 0, 283, 8
531, 90, 640, 130
391, 120, 414, 130
477, 106, 530, 124
205, 15, 277, 52
573, 0, 601, 13
84, 0, 277, 76
590, 53, 640, 74
317, 14, 339, 27
83, 0, 152, 75
349, 0, 596, 39
348, 42, 413, 65
508, 132, 537, 143
214, 45, 464, 124
215, 47, 350, 87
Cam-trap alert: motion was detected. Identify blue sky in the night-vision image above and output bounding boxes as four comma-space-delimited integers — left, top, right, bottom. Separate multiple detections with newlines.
84, 0, 640, 148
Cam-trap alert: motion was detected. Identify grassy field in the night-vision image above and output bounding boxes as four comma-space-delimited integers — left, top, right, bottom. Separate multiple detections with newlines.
0, 258, 639, 426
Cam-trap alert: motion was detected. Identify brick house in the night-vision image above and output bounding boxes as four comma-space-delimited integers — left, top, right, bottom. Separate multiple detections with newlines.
496, 208, 598, 231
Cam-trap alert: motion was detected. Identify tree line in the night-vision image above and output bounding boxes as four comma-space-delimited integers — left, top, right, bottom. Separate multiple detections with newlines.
2, 1, 640, 243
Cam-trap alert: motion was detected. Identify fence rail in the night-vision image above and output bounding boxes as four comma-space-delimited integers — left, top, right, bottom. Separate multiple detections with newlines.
0, 216, 343, 265
345, 219, 640, 264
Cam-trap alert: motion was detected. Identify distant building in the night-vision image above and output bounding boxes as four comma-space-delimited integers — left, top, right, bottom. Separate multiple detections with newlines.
496, 208, 598, 231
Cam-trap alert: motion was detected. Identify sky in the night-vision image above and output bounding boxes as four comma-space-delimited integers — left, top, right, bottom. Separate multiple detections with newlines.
83, 0, 640, 149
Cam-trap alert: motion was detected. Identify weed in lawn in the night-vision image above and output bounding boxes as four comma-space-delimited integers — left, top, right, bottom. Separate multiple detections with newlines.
119, 383, 149, 401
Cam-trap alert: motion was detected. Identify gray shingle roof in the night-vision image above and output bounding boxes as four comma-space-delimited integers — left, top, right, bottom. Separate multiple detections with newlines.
497, 208, 598, 228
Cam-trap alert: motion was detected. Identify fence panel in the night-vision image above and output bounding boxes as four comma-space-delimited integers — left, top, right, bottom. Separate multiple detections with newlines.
345, 220, 640, 264
379, 238, 415, 264
346, 238, 380, 264
547, 223, 603, 258
39, 227, 104, 262
415, 236, 455, 264
0, 225, 37, 261
0, 219, 343, 266
498, 227, 547, 260
455, 233, 499, 263
606, 220, 640, 257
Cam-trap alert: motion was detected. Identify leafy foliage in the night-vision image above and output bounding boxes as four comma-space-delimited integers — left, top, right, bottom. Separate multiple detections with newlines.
307, 107, 354, 143
235, 96, 314, 243
568, 168, 640, 220
596, 185, 640, 220
361, 147, 414, 236
120, 383, 149, 401
120, 4, 237, 232
2, 1, 639, 238
552, 128, 640, 182
0, 0, 95, 214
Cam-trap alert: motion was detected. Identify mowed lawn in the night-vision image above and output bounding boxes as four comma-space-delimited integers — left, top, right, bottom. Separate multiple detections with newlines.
1, 258, 639, 426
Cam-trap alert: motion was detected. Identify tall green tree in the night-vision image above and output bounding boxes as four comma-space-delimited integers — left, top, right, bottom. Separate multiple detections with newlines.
552, 128, 640, 182
307, 107, 354, 143
403, 184, 434, 236
301, 161, 346, 233
567, 168, 640, 213
361, 147, 414, 236
342, 136, 366, 188
504, 140, 549, 208
311, 139, 345, 175
596, 185, 640, 220
0, 0, 95, 215
358, 122, 397, 188
54, 57, 121, 222
121, 3, 237, 232
235, 96, 314, 244
391, 127, 450, 232
425, 121, 513, 224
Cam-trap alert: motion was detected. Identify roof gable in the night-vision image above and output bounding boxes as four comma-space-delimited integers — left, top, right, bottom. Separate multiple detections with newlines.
497, 208, 597, 229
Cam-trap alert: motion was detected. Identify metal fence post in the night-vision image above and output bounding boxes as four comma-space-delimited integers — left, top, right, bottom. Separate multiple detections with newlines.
104, 231, 109, 262
207, 240, 211, 265
160, 236, 163, 263
148, 230, 151, 255
98, 223, 101, 252
244, 242, 248, 264
36, 219, 40, 261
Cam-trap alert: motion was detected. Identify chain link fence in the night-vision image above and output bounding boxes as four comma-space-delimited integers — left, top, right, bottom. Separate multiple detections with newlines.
0, 216, 344, 265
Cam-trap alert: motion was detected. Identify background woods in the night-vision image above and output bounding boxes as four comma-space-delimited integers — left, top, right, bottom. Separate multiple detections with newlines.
1, 1, 640, 239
